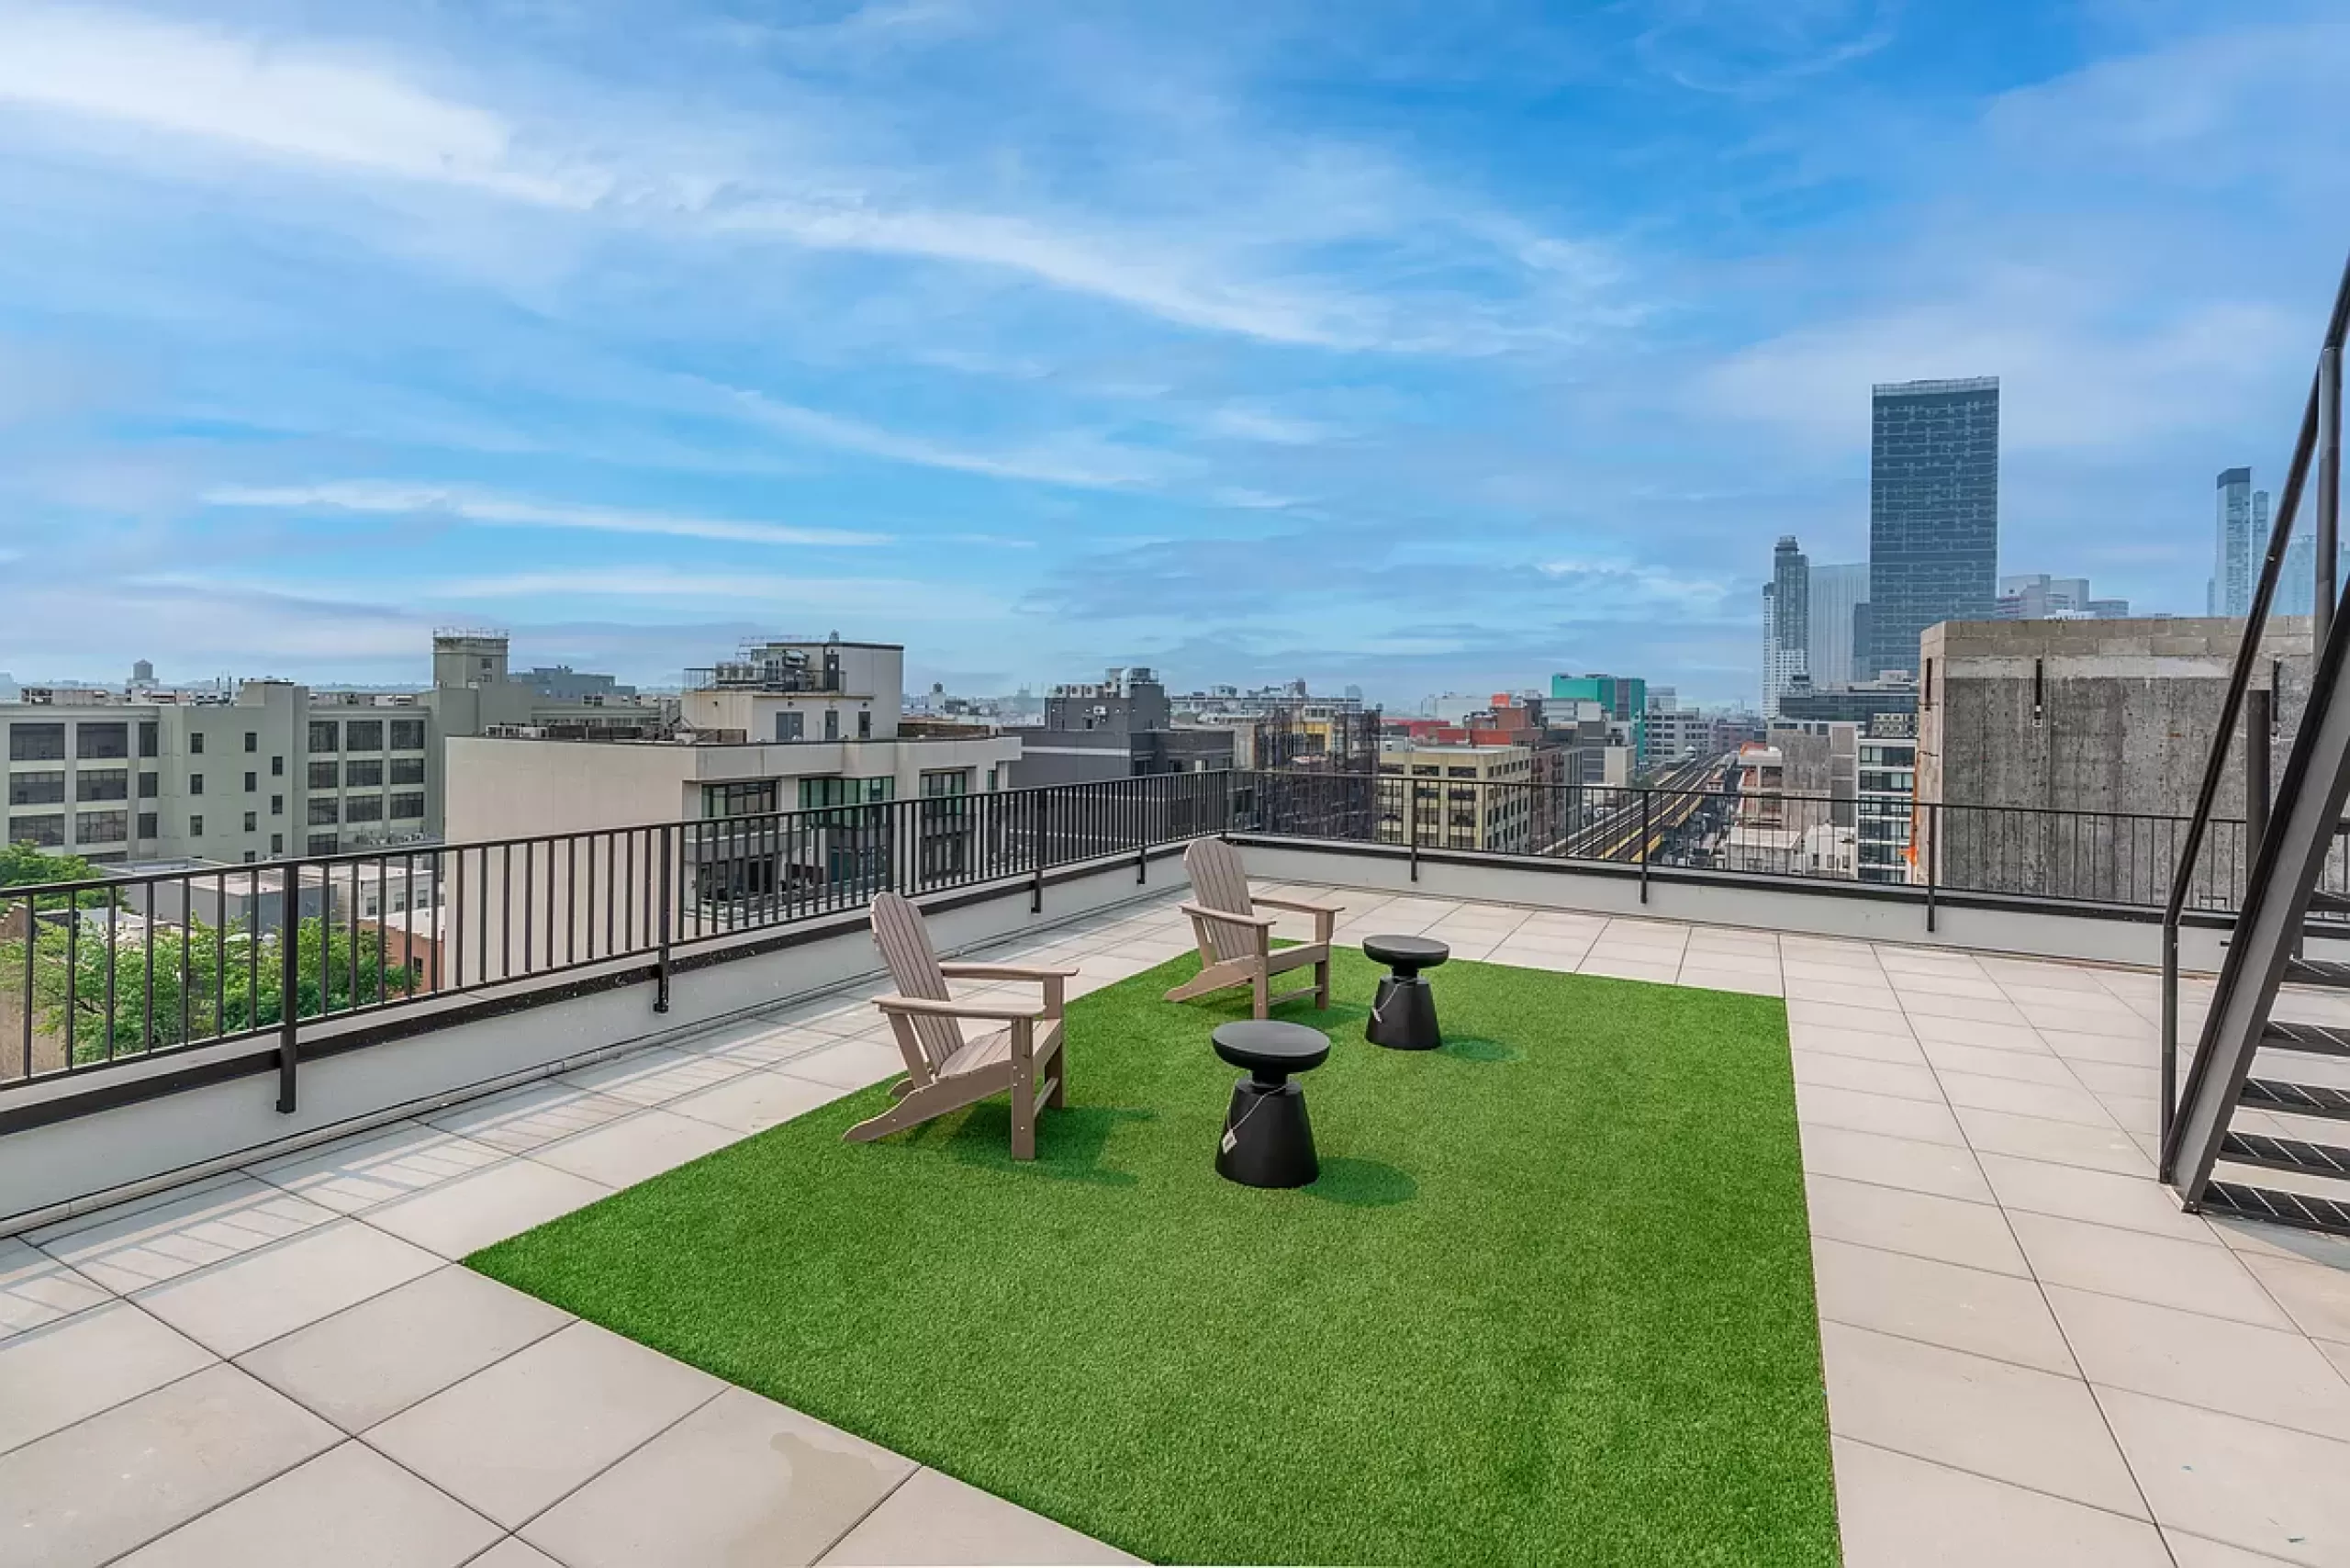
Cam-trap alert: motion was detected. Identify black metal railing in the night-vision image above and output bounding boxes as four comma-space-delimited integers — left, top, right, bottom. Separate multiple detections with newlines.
1234, 772, 2277, 913
0, 771, 1232, 1102
2160, 248, 2350, 1179
0, 765, 2280, 1110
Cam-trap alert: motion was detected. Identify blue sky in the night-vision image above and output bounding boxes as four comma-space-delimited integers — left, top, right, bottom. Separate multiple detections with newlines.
0, 0, 2344, 706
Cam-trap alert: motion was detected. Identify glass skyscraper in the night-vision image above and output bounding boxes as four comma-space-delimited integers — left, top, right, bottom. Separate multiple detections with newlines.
1868, 376, 1999, 676
1807, 561, 1870, 687
2210, 468, 2260, 617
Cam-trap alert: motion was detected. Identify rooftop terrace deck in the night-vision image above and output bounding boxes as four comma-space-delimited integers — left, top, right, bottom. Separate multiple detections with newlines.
5, 876, 2348, 1565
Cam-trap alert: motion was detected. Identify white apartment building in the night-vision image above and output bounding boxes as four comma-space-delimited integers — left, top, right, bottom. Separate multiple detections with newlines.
0, 681, 429, 868
447, 642, 1021, 870
1, 634, 673, 868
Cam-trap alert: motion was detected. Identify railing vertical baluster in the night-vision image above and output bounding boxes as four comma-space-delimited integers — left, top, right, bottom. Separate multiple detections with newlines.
278, 857, 299, 1112
103, 896, 118, 1062
1927, 802, 1941, 934
20, 893, 37, 1077
1639, 790, 1651, 904
179, 881, 191, 1047
248, 867, 261, 1035
655, 823, 673, 1014
500, 845, 513, 980
141, 884, 154, 1056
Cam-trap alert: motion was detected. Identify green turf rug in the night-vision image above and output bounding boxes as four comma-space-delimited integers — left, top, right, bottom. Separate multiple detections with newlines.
473, 946, 1837, 1566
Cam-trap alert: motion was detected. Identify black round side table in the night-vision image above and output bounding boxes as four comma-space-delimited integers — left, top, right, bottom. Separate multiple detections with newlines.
1361, 935, 1450, 1050
1210, 1020, 1331, 1188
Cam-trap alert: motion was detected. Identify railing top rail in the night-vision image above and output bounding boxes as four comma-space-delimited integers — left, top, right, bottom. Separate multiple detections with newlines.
0, 770, 1218, 902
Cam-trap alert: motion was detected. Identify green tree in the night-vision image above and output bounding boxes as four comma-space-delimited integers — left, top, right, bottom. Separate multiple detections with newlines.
0, 913, 416, 1066
0, 841, 119, 912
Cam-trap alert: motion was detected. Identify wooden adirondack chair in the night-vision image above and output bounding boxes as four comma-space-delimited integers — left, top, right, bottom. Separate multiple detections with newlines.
1165, 838, 1342, 1019
846, 891, 1079, 1159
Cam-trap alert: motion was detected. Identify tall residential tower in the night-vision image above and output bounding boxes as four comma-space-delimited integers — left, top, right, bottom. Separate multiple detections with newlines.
1868, 376, 1999, 675
2210, 468, 2262, 617
1763, 535, 1810, 718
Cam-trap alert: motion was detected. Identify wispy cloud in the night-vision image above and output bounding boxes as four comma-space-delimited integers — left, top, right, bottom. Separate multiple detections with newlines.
0, 4, 1628, 355
431, 567, 1005, 618
722, 386, 1179, 489
1200, 404, 1344, 444
202, 481, 889, 547
0, 3, 597, 205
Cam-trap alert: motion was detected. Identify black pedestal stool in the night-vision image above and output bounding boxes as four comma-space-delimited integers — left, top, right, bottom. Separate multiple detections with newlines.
1360, 935, 1450, 1050
1210, 1020, 1331, 1188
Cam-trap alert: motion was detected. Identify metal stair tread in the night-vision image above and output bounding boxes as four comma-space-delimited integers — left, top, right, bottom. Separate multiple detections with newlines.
2283, 957, 2350, 989
2239, 1077, 2350, 1121
2218, 1128, 2350, 1179
2201, 1179, 2350, 1239
2261, 1019, 2350, 1058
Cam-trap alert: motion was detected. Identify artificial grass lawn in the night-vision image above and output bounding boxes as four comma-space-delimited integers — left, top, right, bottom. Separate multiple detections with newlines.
471, 948, 1837, 1567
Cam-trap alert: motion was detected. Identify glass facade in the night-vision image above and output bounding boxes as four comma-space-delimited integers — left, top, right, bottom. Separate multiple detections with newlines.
2211, 468, 2255, 617
1869, 377, 1998, 676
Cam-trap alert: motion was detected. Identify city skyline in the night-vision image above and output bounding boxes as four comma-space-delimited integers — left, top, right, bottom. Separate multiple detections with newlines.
0, 2, 2343, 707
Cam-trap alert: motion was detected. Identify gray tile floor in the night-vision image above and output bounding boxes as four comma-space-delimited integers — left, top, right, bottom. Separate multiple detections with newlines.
4, 881, 2347, 1566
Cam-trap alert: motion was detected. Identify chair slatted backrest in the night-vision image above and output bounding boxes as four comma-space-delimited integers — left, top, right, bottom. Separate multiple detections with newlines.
869, 892, 963, 1078
1183, 839, 1262, 962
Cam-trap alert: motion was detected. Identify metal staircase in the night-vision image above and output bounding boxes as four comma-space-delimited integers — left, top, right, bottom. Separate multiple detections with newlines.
2162, 251, 2350, 1235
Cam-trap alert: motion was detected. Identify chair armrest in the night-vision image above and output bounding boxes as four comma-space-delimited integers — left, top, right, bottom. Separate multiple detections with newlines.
1179, 902, 1276, 928
938, 963, 1081, 980
874, 994, 1050, 1023
1253, 895, 1344, 917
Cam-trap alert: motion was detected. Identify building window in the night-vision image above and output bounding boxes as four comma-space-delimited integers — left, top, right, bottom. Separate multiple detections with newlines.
190, 773, 204, 796
7, 722, 64, 762
308, 761, 339, 790
308, 833, 339, 855
243, 770, 257, 792
308, 720, 338, 753
344, 795, 383, 823
271, 794, 284, 816
243, 731, 257, 753
137, 771, 158, 799
271, 755, 284, 777
799, 776, 894, 808
242, 810, 257, 832
243, 851, 257, 864
7, 813, 65, 846
76, 770, 129, 802
190, 813, 204, 835
389, 757, 425, 785
389, 719, 425, 750
346, 758, 383, 787
271, 833, 284, 855
139, 721, 158, 758
137, 812, 158, 839
857, 709, 872, 740
824, 710, 840, 741
191, 732, 205, 756
346, 719, 384, 752
775, 711, 805, 742
390, 792, 426, 820
308, 799, 339, 825
7, 771, 64, 807
705, 780, 779, 818
920, 769, 969, 797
